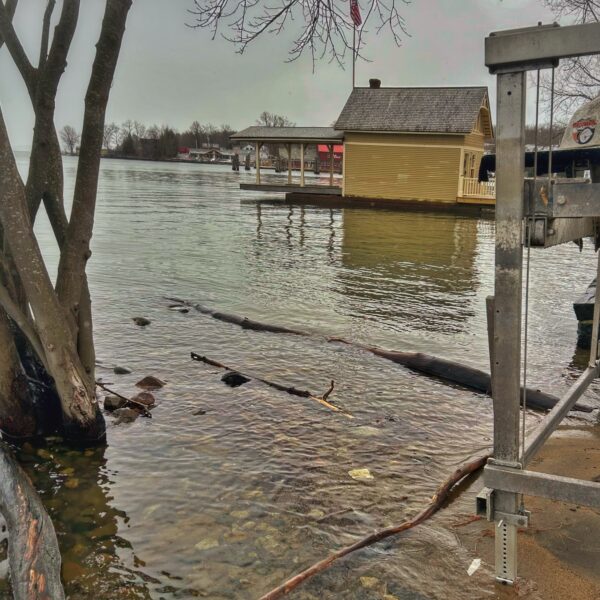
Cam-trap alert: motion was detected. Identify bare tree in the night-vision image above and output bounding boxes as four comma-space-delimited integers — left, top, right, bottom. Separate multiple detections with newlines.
60, 124, 80, 154
256, 111, 295, 127
133, 120, 146, 139
202, 122, 218, 146
188, 0, 410, 66
0, 0, 132, 442
102, 121, 119, 150
121, 118, 134, 137
190, 120, 202, 147
541, 0, 600, 116
146, 124, 160, 140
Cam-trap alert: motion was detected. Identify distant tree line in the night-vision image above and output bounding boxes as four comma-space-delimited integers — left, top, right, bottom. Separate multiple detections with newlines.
60, 121, 236, 159
60, 112, 296, 160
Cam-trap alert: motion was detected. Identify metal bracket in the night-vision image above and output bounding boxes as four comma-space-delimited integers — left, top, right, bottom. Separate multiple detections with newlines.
476, 487, 494, 520
494, 510, 530, 528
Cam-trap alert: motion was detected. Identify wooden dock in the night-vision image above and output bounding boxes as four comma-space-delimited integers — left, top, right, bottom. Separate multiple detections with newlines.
240, 183, 342, 195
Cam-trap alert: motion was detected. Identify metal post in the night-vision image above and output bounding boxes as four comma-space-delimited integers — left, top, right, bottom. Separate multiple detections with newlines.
256, 143, 261, 185
300, 143, 305, 187
329, 144, 334, 187
287, 143, 292, 185
491, 71, 527, 585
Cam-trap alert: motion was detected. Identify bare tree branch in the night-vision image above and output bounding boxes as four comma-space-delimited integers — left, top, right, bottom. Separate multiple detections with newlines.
542, 1, 600, 117
38, 0, 56, 68
0, 0, 36, 93
0, 0, 17, 49
188, 0, 410, 68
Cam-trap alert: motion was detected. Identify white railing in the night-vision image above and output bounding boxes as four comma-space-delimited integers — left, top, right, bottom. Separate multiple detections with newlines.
460, 176, 495, 199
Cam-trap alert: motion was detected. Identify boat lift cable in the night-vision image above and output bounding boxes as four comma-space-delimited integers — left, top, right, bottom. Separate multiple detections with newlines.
520, 71, 542, 492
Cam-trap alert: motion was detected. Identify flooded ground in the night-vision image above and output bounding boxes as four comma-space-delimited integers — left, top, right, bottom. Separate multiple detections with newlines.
1, 156, 599, 599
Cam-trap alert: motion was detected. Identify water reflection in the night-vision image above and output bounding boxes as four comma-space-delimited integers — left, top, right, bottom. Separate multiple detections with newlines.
339, 209, 481, 334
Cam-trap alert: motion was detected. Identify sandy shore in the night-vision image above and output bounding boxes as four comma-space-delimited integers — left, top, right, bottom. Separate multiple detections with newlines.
455, 425, 600, 599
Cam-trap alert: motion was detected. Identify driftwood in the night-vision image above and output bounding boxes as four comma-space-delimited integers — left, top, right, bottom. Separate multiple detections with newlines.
190, 353, 352, 418
0, 442, 65, 600
167, 300, 594, 413
258, 453, 490, 600
95, 381, 152, 417
330, 338, 593, 413
165, 297, 308, 336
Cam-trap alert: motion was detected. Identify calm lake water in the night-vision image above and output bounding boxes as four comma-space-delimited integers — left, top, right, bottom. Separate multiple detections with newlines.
2, 155, 599, 599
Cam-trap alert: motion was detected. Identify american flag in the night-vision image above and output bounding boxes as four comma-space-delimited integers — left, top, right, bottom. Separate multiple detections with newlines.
350, 0, 362, 27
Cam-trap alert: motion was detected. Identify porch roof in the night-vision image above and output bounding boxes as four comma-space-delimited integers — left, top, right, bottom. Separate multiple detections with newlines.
231, 126, 344, 144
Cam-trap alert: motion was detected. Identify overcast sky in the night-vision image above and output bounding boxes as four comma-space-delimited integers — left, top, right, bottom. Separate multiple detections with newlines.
1, 0, 558, 149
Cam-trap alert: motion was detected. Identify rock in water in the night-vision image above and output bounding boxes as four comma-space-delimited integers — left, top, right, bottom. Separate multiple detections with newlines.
112, 408, 140, 423
104, 395, 127, 411
113, 366, 132, 375
132, 391, 156, 407
133, 317, 151, 326
135, 375, 165, 389
221, 372, 250, 387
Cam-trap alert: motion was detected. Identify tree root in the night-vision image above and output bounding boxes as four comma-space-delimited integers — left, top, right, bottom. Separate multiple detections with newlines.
258, 453, 490, 600
167, 299, 593, 413
190, 352, 352, 418
0, 441, 65, 600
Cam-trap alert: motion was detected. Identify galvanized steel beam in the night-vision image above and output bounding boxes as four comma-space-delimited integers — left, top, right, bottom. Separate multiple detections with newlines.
486, 22, 600, 74
491, 71, 527, 584
485, 465, 600, 509
523, 363, 600, 465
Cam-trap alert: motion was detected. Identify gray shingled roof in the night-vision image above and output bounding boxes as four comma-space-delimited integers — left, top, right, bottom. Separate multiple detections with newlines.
334, 87, 489, 134
231, 126, 344, 142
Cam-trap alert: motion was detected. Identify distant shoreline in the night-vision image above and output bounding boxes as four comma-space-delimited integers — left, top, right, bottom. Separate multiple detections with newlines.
100, 154, 233, 166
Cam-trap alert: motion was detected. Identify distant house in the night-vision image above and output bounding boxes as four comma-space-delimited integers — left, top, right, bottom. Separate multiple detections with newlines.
232, 81, 495, 206
335, 82, 494, 204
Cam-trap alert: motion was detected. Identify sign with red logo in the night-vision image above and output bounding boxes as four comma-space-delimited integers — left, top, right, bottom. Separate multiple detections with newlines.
572, 118, 597, 145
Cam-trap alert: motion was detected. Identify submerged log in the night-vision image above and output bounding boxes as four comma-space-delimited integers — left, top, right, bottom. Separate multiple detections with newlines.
190, 352, 351, 418
167, 299, 594, 413
164, 298, 309, 336
331, 339, 593, 413
0, 442, 64, 600
258, 453, 490, 600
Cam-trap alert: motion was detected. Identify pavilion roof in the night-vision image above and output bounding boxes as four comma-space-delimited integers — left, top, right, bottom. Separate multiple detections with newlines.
231, 126, 344, 143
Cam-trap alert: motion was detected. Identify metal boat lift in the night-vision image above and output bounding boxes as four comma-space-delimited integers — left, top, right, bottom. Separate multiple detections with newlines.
482, 22, 600, 584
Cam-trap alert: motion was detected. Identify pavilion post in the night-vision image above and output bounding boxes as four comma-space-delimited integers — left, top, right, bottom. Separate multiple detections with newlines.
287, 143, 292, 184
300, 143, 305, 187
329, 144, 334, 186
256, 143, 261, 184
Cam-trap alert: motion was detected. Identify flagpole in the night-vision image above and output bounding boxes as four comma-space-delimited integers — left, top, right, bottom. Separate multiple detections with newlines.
352, 25, 356, 89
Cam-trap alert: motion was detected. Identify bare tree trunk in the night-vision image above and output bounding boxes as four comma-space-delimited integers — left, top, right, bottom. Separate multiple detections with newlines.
0, 441, 65, 600
0, 311, 36, 439
0, 111, 105, 443
56, 0, 132, 314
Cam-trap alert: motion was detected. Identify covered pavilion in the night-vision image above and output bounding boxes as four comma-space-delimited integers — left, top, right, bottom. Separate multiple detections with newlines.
230, 126, 344, 195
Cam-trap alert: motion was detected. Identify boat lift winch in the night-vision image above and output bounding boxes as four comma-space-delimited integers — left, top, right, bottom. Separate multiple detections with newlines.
479, 21, 600, 585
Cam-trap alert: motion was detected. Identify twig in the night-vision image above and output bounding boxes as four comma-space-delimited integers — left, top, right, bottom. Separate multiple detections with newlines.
321, 380, 334, 401
95, 381, 151, 417
258, 453, 490, 600
190, 352, 352, 418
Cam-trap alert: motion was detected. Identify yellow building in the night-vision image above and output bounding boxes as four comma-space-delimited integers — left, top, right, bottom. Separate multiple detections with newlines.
335, 82, 494, 205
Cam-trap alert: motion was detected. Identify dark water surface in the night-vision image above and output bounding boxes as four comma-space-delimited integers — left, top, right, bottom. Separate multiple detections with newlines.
2, 156, 599, 599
